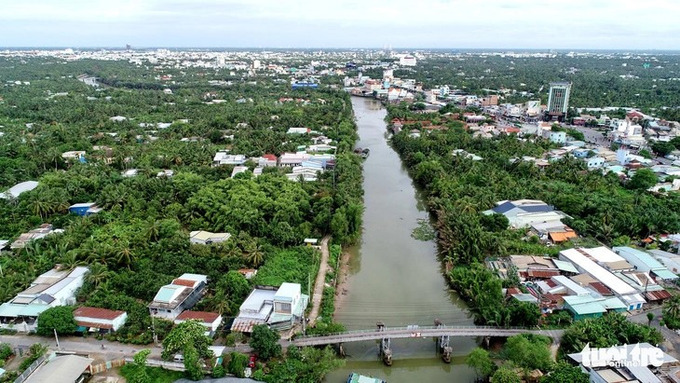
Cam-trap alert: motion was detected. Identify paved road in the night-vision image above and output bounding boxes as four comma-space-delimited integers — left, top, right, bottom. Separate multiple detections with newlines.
308, 236, 331, 327
628, 307, 680, 358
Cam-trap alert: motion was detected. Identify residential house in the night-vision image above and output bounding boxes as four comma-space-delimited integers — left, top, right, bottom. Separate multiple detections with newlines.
585, 156, 605, 169
231, 166, 249, 178
11, 224, 64, 249
0, 266, 88, 332
483, 199, 568, 228
237, 268, 258, 280
213, 151, 247, 166
149, 273, 207, 320
279, 153, 309, 167
562, 295, 627, 320
174, 311, 223, 337
122, 169, 138, 177
0, 180, 38, 199
68, 203, 102, 216
22, 354, 93, 383
62, 151, 87, 163
286, 166, 320, 182
286, 127, 310, 134
613, 246, 677, 281
189, 231, 231, 245
157, 169, 174, 178
231, 283, 309, 333
74, 306, 127, 333
648, 249, 680, 274
255, 154, 278, 167
0, 240, 8, 250
568, 343, 678, 383
559, 248, 645, 311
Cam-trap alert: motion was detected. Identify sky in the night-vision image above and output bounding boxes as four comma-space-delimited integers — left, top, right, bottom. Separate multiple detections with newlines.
1, 0, 679, 50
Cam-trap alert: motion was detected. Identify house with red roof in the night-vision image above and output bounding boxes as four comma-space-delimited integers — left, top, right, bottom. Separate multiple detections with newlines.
174, 310, 223, 337
74, 306, 127, 333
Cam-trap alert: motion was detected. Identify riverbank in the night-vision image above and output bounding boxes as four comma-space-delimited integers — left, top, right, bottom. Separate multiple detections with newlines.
333, 248, 352, 315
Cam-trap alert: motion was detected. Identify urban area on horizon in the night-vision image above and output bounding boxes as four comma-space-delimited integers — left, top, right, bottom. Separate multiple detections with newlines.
2, 6, 680, 383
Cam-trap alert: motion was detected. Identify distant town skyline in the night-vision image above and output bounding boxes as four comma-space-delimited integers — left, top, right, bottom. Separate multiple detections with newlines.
1, 0, 679, 50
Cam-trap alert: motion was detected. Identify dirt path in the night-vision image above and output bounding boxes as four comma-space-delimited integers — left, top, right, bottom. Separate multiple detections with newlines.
308, 236, 331, 326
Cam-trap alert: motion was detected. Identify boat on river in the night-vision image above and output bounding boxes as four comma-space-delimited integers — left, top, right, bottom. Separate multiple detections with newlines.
353, 147, 370, 159
347, 372, 385, 383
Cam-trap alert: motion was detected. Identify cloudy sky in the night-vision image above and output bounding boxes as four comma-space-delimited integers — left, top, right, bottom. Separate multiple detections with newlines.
1, 0, 678, 49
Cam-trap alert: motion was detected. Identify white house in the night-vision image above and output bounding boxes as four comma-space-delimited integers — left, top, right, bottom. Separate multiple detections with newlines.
189, 231, 231, 245
74, 306, 127, 333
286, 127, 310, 134
231, 283, 309, 333
0, 266, 88, 332
213, 151, 247, 166
149, 274, 207, 320
585, 156, 605, 169
174, 310, 223, 337
279, 153, 309, 167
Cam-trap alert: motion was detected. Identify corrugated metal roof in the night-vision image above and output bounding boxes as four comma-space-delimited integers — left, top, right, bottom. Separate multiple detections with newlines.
552, 259, 578, 273
652, 268, 678, 280
646, 290, 672, 301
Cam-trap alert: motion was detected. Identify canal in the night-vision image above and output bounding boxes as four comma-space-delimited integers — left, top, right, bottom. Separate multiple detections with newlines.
323, 98, 477, 383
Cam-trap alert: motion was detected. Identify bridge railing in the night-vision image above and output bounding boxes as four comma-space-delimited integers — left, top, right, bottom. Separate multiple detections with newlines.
295, 325, 542, 340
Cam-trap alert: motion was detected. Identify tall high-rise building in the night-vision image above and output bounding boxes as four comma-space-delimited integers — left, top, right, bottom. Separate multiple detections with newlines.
547, 82, 572, 116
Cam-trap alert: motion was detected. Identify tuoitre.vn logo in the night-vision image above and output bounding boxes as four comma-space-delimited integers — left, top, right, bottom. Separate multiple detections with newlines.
579, 343, 665, 368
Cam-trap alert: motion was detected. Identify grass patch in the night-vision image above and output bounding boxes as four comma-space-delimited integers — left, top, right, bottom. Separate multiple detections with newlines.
120, 365, 184, 383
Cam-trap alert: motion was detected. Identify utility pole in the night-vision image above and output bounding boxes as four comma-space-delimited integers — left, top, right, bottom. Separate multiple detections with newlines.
149, 309, 158, 346
53, 328, 60, 350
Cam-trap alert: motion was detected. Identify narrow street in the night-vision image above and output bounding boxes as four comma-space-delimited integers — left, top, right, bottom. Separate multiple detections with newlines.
308, 235, 331, 326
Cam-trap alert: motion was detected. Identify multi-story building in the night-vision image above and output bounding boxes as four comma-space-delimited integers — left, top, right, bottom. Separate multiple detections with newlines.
547, 82, 572, 117
149, 273, 207, 320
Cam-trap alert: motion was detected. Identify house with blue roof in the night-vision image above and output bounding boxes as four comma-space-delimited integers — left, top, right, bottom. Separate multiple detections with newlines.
483, 199, 569, 228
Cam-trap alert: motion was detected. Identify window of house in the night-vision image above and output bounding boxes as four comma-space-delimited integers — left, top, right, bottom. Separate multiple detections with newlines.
275, 302, 291, 314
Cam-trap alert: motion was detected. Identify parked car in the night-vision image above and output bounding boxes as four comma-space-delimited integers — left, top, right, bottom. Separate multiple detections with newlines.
248, 354, 257, 368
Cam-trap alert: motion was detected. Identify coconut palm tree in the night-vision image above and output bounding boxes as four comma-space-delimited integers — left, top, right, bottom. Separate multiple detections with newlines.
86, 263, 111, 287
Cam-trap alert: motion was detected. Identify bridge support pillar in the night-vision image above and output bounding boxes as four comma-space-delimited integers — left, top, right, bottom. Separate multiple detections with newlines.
377, 322, 392, 366
484, 336, 490, 349
435, 320, 452, 363
337, 343, 346, 357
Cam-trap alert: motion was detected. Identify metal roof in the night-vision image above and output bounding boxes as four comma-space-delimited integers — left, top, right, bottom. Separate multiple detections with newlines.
1, 181, 38, 199
274, 283, 300, 302
560, 249, 637, 296
552, 259, 578, 274
23, 355, 93, 383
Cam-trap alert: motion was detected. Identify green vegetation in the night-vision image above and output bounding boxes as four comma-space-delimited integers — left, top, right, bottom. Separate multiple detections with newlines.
541, 363, 590, 383
0, 56, 361, 360
387, 103, 680, 325
36, 306, 77, 336
263, 345, 344, 383
249, 324, 282, 361
662, 295, 680, 329
560, 314, 662, 355
466, 347, 495, 379
161, 320, 213, 379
